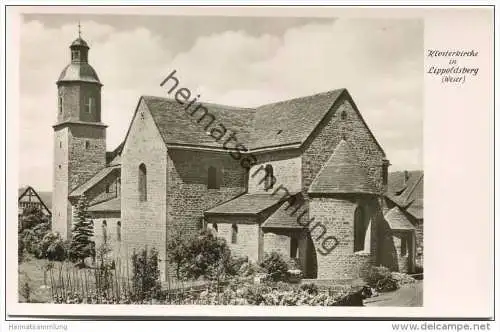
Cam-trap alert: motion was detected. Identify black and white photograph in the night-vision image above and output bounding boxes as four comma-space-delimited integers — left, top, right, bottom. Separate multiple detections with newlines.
3, 4, 494, 322
16, 11, 424, 308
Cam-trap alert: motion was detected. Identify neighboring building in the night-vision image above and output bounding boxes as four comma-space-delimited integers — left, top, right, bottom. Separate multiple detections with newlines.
385, 170, 424, 267
18, 186, 52, 217
52, 34, 416, 281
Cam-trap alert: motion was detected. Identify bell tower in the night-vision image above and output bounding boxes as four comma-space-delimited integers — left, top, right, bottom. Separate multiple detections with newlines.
52, 26, 107, 240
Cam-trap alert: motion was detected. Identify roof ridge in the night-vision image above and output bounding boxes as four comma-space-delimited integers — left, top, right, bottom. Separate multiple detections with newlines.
255, 88, 346, 109
141, 95, 255, 111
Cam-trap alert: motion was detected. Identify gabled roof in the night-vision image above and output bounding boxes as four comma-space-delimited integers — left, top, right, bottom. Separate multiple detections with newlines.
204, 193, 288, 216
106, 141, 124, 166
385, 206, 416, 231
386, 171, 423, 220
308, 140, 378, 195
121, 89, 385, 155
69, 165, 120, 198
18, 186, 52, 216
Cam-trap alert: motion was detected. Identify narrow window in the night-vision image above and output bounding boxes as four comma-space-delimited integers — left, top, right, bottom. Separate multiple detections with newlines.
85, 140, 90, 149
102, 220, 108, 243
58, 96, 63, 114
401, 236, 407, 256
208, 166, 219, 189
354, 206, 369, 252
382, 160, 389, 186
212, 223, 218, 233
85, 96, 95, 114
341, 110, 347, 120
290, 237, 298, 259
59, 141, 62, 148
138, 163, 147, 201
231, 224, 238, 244
117, 221, 121, 242
264, 164, 274, 191
105, 183, 111, 193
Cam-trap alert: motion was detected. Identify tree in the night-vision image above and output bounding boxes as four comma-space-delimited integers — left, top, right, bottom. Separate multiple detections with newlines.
70, 195, 94, 267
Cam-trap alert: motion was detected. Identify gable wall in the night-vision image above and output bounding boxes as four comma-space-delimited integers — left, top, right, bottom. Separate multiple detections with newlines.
302, 96, 385, 196
121, 99, 168, 276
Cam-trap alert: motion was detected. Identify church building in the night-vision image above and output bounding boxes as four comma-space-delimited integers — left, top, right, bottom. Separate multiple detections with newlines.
52, 34, 415, 281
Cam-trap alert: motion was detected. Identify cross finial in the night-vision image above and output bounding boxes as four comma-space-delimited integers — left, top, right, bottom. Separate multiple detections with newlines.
78, 21, 81, 38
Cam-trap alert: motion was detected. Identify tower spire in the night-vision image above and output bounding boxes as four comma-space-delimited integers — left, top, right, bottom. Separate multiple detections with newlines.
78, 21, 81, 38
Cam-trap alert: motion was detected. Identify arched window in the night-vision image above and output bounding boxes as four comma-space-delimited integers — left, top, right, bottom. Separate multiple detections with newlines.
231, 224, 238, 244
264, 164, 274, 191
117, 221, 121, 242
340, 110, 347, 120
138, 163, 147, 201
354, 206, 369, 252
208, 166, 219, 189
212, 223, 218, 233
85, 140, 90, 149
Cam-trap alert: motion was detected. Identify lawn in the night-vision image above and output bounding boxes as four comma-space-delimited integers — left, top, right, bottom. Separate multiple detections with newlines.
18, 256, 53, 303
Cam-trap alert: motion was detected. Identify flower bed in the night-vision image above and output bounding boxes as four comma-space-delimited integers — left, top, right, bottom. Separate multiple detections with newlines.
51, 278, 370, 306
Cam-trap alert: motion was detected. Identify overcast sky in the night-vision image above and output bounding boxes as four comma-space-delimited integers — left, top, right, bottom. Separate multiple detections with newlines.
19, 14, 423, 191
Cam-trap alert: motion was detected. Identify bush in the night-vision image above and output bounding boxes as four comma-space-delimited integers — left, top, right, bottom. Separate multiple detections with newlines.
167, 229, 233, 280
299, 282, 319, 295
131, 247, 161, 301
361, 266, 399, 292
260, 251, 289, 282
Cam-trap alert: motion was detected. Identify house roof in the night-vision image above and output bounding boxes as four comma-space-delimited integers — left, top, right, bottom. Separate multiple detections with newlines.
88, 197, 121, 213
384, 206, 415, 231
69, 165, 120, 198
137, 89, 385, 154
261, 194, 307, 230
386, 171, 423, 220
18, 186, 52, 215
204, 193, 288, 215
106, 142, 124, 166
308, 140, 379, 195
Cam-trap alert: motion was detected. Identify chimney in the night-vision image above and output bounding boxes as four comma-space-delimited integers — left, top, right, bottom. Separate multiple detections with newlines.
404, 170, 409, 185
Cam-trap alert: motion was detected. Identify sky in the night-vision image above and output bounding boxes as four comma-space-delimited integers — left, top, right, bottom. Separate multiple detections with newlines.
19, 14, 423, 191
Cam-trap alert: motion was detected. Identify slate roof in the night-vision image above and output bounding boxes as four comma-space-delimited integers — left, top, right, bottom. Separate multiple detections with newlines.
88, 197, 121, 213
106, 142, 124, 166
69, 165, 120, 197
204, 193, 288, 215
386, 171, 423, 220
143, 96, 255, 149
57, 63, 101, 85
140, 89, 385, 153
308, 140, 378, 195
261, 194, 307, 230
384, 206, 416, 231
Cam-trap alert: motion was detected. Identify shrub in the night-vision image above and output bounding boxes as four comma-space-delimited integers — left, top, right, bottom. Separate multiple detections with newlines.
299, 282, 319, 295
168, 229, 233, 280
131, 247, 161, 301
260, 251, 289, 282
44, 233, 67, 261
361, 265, 399, 292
